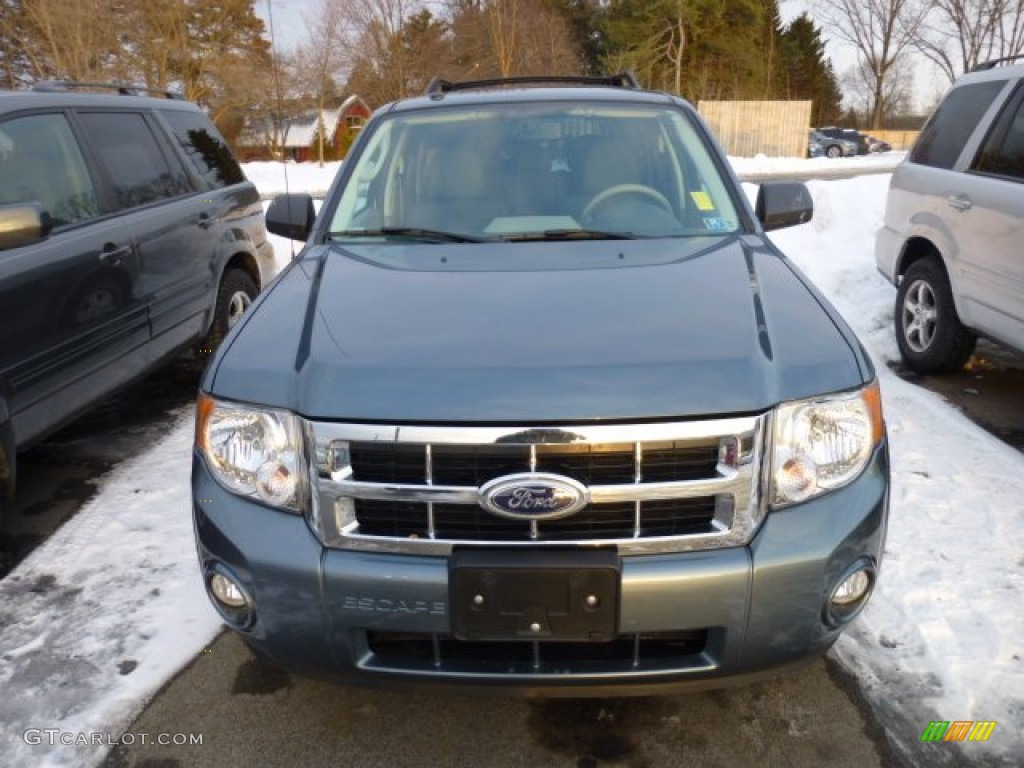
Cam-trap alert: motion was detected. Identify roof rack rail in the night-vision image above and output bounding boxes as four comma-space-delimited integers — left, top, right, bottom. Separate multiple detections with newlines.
424, 72, 639, 96
972, 54, 1024, 71
31, 80, 185, 100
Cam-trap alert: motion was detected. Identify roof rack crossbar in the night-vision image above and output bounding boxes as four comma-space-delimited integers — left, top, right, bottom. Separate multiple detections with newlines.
424, 72, 639, 96
31, 80, 185, 100
972, 54, 1024, 71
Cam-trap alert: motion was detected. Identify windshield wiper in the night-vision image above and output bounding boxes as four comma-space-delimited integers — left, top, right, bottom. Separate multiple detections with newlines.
328, 227, 490, 243
499, 229, 638, 242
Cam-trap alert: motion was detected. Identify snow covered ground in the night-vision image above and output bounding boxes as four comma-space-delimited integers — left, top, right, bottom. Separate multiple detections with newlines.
1, 157, 1021, 767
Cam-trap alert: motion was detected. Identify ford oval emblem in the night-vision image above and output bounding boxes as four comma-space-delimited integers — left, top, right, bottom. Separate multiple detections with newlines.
478, 473, 588, 520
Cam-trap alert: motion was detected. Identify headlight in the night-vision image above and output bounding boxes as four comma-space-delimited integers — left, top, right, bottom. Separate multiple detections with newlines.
770, 381, 884, 507
196, 393, 306, 512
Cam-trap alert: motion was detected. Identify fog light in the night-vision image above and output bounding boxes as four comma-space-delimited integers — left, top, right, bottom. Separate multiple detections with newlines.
832, 569, 871, 606
825, 563, 875, 626
210, 572, 248, 609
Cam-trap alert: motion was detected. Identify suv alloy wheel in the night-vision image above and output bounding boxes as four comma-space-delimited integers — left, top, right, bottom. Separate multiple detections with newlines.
197, 268, 258, 360
895, 258, 977, 373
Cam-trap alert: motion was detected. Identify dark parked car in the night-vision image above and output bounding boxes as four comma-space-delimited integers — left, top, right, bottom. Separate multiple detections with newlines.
817, 127, 870, 155
809, 129, 857, 158
0, 82, 273, 517
867, 136, 893, 153
194, 74, 889, 695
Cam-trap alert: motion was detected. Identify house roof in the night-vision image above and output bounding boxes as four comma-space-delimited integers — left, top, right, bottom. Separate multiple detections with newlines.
283, 108, 338, 148
283, 95, 368, 148
237, 94, 368, 148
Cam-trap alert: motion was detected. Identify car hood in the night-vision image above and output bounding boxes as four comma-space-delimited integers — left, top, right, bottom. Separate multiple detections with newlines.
210, 237, 869, 422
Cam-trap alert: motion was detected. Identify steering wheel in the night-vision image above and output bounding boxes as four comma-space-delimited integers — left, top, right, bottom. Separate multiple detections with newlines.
581, 183, 673, 220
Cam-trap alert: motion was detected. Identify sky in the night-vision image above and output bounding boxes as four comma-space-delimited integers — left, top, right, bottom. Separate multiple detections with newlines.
0, 153, 1021, 767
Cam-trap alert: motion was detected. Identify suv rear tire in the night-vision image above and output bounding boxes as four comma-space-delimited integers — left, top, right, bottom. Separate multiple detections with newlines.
895, 258, 976, 373
197, 268, 258, 361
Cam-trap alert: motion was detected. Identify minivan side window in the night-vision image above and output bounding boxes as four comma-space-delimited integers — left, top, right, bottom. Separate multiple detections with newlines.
162, 110, 244, 188
0, 113, 100, 227
973, 86, 1024, 180
77, 112, 191, 210
910, 81, 1006, 169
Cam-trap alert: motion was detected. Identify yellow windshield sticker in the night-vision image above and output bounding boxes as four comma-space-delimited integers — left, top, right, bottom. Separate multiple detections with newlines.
690, 190, 715, 211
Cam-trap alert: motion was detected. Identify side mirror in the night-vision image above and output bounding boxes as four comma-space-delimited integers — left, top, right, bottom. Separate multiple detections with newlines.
266, 193, 315, 241
755, 182, 813, 232
0, 203, 52, 250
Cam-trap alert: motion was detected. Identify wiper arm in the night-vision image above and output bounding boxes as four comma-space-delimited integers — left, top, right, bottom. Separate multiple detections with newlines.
328, 227, 490, 243
500, 228, 638, 242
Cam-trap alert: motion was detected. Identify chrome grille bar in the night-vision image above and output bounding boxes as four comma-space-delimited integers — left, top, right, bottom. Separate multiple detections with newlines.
425, 444, 435, 539
633, 442, 643, 538
321, 470, 741, 505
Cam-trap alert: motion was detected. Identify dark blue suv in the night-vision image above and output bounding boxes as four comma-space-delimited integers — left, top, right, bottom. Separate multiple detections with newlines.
193, 75, 889, 695
0, 82, 273, 516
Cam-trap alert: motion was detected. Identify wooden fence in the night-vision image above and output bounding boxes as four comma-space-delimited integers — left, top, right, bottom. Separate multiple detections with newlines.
698, 100, 812, 158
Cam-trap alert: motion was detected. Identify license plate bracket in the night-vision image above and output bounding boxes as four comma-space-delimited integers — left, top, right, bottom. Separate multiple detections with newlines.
449, 549, 620, 642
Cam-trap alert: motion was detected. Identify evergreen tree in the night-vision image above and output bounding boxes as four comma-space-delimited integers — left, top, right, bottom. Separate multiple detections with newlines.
779, 13, 843, 126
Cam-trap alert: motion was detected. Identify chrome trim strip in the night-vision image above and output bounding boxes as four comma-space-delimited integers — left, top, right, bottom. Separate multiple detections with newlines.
312, 417, 761, 446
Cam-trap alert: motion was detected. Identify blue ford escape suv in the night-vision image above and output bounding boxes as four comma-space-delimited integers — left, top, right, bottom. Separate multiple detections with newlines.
194, 75, 889, 694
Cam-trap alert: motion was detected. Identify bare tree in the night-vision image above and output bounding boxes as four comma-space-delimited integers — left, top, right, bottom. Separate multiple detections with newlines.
298, 0, 353, 165
842, 55, 914, 124
819, 0, 927, 128
480, 0, 580, 77
349, 0, 415, 98
914, 0, 1024, 81
17, 0, 121, 81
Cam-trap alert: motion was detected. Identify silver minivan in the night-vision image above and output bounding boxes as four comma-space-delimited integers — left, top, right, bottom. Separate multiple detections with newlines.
876, 58, 1024, 372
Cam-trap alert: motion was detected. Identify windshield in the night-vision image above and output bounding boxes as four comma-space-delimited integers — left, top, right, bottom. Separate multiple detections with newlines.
328, 101, 741, 241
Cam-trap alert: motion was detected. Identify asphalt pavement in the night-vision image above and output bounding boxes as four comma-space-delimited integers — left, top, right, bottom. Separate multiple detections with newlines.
102, 631, 897, 768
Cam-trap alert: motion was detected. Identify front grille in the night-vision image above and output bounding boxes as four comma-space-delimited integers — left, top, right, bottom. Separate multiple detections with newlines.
309, 417, 765, 555
365, 630, 710, 674
355, 498, 719, 540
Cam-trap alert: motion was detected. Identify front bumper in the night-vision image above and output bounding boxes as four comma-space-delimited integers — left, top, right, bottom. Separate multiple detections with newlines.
192, 442, 889, 695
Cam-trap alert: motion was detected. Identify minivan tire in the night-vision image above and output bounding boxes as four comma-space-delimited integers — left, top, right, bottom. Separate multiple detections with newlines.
826, 144, 842, 158
196, 268, 258, 361
895, 258, 976, 373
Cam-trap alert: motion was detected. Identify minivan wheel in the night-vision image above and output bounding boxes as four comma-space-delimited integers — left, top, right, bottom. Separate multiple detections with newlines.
196, 268, 258, 362
826, 144, 842, 158
895, 258, 976, 373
